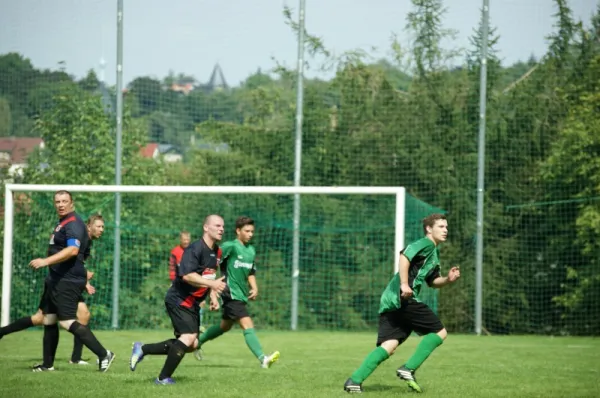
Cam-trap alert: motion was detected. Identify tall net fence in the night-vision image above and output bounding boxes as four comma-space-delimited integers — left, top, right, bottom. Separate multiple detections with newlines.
8, 191, 439, 330
1, 1, 600, 335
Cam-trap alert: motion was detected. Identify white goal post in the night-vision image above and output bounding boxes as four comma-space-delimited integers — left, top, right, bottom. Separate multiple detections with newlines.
2, 183, 406, 328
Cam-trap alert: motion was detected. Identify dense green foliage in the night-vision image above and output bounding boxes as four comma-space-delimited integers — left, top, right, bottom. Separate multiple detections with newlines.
1, 1, 599, 335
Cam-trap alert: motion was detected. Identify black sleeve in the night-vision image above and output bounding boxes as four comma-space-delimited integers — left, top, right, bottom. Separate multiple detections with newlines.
425, 266, 441, 287
178, 244, 201, 277
65, 220, 87, 249
249, 257, 256, 276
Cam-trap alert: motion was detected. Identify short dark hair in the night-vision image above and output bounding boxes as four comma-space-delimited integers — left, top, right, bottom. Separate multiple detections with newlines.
235, 216, 254, 230
86, 214, 104, 227
422, 213, 446, 234
54, 190, 73, 201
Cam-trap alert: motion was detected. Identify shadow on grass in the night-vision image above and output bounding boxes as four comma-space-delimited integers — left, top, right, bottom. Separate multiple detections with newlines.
365, 383, 414, 394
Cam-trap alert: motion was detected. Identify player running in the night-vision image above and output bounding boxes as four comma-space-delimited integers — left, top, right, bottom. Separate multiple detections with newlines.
195, 216, 280, 368
344, 213, 460, 393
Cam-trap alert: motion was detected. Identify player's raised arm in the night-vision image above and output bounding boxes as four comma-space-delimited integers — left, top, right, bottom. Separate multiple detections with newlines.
428, 266, 460, 288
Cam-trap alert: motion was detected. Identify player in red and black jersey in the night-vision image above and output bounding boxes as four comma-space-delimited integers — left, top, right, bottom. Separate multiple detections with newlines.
129, 214, 226, 385
28, 191, 115, 372
168, 230, 207, 332
168, 231, 191, 282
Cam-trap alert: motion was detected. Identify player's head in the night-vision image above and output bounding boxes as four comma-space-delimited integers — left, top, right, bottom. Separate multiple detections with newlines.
203, 214, 224, 243
53, 190, 74, 217
87, 214, 105, 240
235, 216, 255, 244
179, 230, 191, 248
423, 213, 448, 244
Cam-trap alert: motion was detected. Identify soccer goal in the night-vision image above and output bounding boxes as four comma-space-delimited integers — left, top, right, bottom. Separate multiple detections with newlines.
2, 184, 441, 331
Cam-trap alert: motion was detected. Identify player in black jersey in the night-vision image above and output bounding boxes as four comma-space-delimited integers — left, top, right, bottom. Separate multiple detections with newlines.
69, 214, 105, 365
29, 191, 115, 372
129, 214, 226, 385
0, 215, 102, 359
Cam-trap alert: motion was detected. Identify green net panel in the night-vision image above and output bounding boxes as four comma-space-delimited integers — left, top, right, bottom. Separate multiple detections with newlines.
8, 191, 441, 330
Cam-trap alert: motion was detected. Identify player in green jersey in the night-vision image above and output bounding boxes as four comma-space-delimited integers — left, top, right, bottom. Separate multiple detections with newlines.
344, 213, 461, 394
195, 216, 280, 368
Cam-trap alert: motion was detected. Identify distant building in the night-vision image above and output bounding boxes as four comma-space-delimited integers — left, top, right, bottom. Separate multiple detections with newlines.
0, 137, 45, 178
170, 64, 229, 95
139, 142, 183, 163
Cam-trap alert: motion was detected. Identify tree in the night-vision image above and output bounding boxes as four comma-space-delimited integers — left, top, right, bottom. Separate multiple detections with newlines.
79, 69, 101, 92
537, 55, 600, 334
0, 97, 11, 136
547, 0, 575, 67
127, 76, 163, 116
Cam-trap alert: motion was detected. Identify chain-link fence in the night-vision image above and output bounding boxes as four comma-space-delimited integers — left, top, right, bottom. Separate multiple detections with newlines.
1, 0, 599, 335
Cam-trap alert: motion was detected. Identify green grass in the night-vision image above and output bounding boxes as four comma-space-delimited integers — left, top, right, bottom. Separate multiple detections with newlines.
1, 330, 599, 397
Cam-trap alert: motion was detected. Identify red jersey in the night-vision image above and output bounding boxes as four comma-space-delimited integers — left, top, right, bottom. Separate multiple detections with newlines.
169, 245, 185, 281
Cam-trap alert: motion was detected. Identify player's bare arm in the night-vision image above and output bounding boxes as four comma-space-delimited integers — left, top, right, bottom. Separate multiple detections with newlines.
248, 275, 258, 300
29, 246, 79, 269
399, 254, 413, 299
430, 266, 461, 288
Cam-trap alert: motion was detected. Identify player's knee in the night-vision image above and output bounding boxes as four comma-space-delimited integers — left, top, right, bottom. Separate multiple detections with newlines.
31, 311, 44, 326
436, 328, 448, 340
59, 319, 75, 330
42, 314, 58, 325
220, 320, 233, 332
380, 339, 399, 356
77, 306, 91, 325
185, 338, 199, 352
178, 333, 197, 348
238, 317, 254, 330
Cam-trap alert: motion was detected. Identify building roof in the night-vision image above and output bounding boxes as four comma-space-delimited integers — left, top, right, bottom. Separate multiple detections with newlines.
207, 63, 229, 91
140, 143, 159, 158
0, 137, 44, 163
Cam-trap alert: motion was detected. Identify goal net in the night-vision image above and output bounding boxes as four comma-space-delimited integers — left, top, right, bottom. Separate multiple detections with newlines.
2, 184, 443, 330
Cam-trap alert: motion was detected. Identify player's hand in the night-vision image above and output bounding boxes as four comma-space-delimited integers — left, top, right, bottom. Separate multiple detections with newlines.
209, 291, 220, 311
400, 283, 413, 299
448, 266, 461, 282
86, 283, 96, 295
29, 258, 47, 269
211, 279, 226, 294
248, 289, 258, 300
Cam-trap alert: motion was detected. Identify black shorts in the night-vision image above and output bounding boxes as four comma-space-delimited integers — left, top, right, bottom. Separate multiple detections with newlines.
376, 300, 444, 346
166, 302, 199, 337
38, 279, 86, 321
222, 299, 250, 321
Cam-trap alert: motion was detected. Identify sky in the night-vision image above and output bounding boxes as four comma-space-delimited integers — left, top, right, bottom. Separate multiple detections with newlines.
0, 0, 597, 87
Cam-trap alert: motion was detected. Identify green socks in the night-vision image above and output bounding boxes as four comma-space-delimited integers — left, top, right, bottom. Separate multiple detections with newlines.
243, 328, 265, 361
198, 324, 224, 346
350, 346, 390, 384
199, 326, 265, 362
405, 333, 444, 371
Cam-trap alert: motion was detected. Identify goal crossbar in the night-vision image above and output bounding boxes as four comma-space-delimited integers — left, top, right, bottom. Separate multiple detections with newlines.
2, 184, 406, 327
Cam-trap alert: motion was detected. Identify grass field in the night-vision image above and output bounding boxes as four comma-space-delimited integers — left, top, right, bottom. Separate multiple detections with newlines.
1, 329, 599, 397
